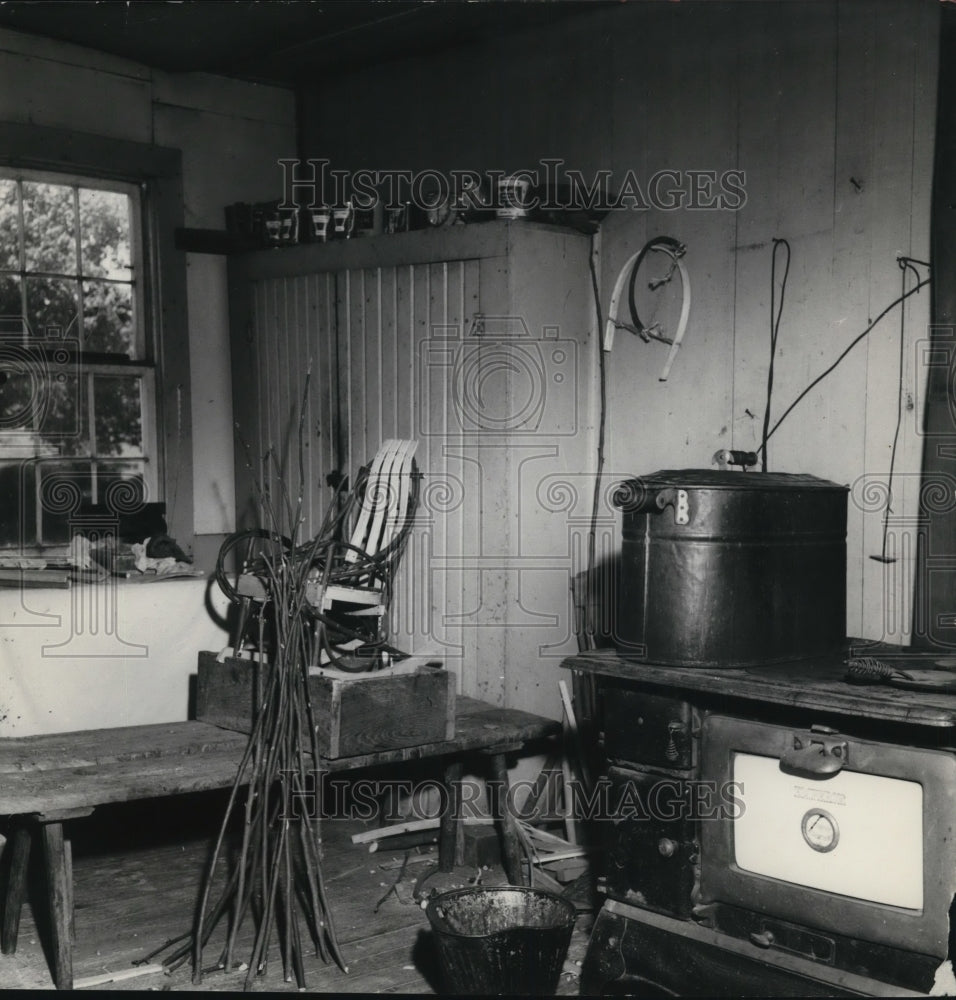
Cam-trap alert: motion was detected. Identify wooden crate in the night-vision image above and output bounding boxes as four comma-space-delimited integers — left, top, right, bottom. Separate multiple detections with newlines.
195, 651, 455, 759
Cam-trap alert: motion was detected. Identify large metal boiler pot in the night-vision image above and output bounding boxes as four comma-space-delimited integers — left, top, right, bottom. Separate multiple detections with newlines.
613, 470, 848, 667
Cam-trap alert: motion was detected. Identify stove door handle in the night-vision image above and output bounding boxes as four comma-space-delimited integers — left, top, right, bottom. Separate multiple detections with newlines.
779, 742, 846, 777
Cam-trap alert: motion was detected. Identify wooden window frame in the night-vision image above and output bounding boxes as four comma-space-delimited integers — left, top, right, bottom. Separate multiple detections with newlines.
0, 121, 194, 556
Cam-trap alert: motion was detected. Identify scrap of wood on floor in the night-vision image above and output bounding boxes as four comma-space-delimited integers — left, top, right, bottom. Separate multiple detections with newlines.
513, 681, 598, 894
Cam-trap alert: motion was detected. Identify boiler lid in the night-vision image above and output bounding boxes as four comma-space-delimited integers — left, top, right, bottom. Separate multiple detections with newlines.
622, 469, 848, 492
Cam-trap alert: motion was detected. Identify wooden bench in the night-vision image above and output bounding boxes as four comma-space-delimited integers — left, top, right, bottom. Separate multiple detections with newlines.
0, 696, 559, 989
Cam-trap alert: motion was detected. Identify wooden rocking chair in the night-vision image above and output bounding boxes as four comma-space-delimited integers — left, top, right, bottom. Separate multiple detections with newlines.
216, 439, 420, 671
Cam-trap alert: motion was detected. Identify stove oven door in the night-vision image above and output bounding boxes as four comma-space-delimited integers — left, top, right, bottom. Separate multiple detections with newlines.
698, 714, 956, 959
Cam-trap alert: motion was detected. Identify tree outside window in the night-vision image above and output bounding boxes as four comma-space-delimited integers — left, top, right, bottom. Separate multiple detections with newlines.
0, 169, 156, 551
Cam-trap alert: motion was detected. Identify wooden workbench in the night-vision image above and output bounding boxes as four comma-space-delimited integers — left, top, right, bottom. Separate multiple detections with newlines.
0, 696, 559, 989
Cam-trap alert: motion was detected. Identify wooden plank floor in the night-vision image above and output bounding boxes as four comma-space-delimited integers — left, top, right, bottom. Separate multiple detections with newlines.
0, 790, 592, 992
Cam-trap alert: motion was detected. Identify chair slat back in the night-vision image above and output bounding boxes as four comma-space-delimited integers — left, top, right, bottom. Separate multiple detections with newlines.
345, 439, 418, 566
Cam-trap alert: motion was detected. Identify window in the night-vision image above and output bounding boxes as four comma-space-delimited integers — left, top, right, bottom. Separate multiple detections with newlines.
0, 168, 156, 552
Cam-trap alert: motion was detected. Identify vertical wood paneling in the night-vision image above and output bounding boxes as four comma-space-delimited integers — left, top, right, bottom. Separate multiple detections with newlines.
503, 227, 596, 717
310, 257, 483, 672
294, 275, 313, 532
246, 272, 339, 538
280, 276, 297, 506
421, 262, 451, 680
300, 0, 938, 657
391, 266, 418, 648
452, 260, 483, 697
468, 256, 512, 704
414, 262, 442, 667
906, 2, 938, 647
314, 271, 339, 532
233, 228, 591, 715
859, 7, 915, 641
831, 1, 876, 638
339, 269, 357, 474
734, 2, 839, 472
379, 267, 399, 438
252, 281, 270, 520
441, 260, 472, 693
602, 0, 933, 654
859, 0, 937, 646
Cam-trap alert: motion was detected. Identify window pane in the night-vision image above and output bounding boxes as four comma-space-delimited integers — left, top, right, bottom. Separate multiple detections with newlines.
98, 461, 146, 512
37, 459, 92, 545
0, 459, 34, 547
0, 179, 19, 271
26, 276, 78, 340
0, 168, 150, 552
0, 368, 36, 431
43, 372, 86, 454
83, 280, 135, 356
22, 182, 77, 274
79, 189, 132, 280
0, 333, 83, 436
0, 275, 21, 323
0, 367, 84, 446
94, 374, 142, 456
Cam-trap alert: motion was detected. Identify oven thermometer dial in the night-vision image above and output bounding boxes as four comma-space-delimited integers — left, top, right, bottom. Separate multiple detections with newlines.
801, 808, 839, 853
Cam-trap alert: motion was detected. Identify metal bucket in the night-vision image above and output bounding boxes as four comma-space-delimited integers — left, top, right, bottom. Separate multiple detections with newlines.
425, 886, 576, 996
614, 470, 848, 667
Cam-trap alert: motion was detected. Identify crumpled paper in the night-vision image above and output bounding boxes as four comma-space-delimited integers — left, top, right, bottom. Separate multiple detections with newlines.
132, 538, 195, 576
70, 533, 94, 569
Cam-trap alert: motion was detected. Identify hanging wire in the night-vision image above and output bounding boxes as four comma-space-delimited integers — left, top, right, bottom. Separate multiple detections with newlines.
584, 236, 608, 652
871, 255, 926, 563
761, 238, 791, 472
756, 271, 931, 456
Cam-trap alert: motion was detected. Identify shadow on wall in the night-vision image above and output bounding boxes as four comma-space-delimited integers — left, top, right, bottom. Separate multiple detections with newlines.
573, 554, 620, 652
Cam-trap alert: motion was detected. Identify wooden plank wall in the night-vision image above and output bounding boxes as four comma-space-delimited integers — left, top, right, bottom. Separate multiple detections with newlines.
336, 260, 477, 691
302, 0, 940, 650
229, 225, 593, 718
237, 261, 478, 691
245, 272, 338, 534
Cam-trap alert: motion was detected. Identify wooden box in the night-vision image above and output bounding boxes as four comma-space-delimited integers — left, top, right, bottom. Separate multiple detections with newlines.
195, 651, 455, 759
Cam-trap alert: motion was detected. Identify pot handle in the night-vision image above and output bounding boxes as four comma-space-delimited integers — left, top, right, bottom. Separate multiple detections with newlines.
613, 482, 690, 524
655, 488, 690, 524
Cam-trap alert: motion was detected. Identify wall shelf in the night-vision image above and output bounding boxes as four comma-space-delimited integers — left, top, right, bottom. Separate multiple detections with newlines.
174, 227, 265, 255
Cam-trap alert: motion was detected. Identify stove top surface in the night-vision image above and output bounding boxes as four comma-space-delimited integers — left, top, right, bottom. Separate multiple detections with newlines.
564, 641, 956, 729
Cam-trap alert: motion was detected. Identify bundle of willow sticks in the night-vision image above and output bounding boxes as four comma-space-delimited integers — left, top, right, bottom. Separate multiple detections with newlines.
162, 605, 347, 987
154, 376, 351, 988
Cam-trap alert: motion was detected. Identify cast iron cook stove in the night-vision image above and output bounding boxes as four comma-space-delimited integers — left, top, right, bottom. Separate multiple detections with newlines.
566, 471, 956, 996
565, 647, 956, 997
